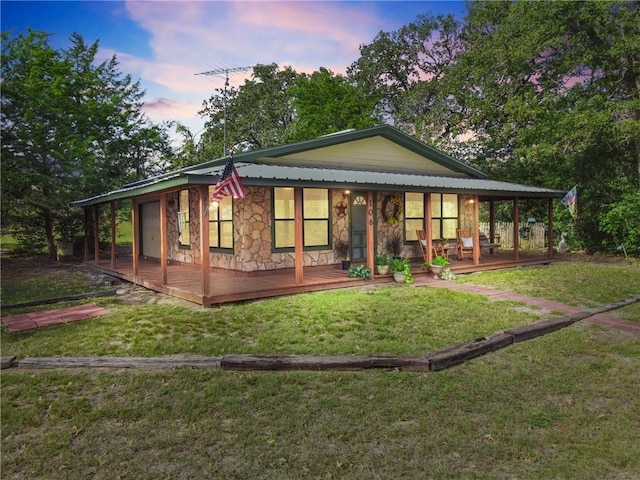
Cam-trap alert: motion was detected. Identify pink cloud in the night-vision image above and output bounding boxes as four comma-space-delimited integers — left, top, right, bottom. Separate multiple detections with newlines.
117, 0, 409, 134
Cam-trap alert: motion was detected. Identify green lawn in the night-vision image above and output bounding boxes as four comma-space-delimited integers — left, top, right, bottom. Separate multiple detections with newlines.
1, 257, 639, 479
457, 259, 640, 322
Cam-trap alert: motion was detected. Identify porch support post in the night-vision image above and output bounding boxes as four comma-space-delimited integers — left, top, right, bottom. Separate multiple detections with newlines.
489, 200, 496, 254
93, 205, 100, 264
83, 208, 90, 262
294, 188, 304, 284
160, 193, 168, 285
131, 198, 139, 276
199, 185, 211, 296
110, 201, 117, 270
366, 191, 375, 275
513, 198, 520, 261
547, 198, 554, 257
425, 192, 433, 264
473, 195, 480, 265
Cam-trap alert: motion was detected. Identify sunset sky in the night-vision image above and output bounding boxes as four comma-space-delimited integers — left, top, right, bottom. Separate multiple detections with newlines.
2, 1, 466, 137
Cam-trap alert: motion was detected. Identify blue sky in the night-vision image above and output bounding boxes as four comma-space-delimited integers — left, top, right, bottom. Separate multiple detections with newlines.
2, 1, 467, 138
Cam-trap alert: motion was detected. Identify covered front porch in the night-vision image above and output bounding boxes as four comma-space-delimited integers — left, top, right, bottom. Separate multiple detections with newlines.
89, 251, 552, 307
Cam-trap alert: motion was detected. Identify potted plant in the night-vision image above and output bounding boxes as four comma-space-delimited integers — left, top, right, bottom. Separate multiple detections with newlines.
429, 255, 450, 278
390, 257, 414, 284
385, 233, 403, 259
347, 264, 371, 280
334, 239, 350, 270
375, 253, 390, 275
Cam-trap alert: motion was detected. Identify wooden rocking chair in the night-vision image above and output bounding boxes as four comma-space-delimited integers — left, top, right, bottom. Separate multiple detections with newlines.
456, 228, 475, 260
416, 230, 446, 263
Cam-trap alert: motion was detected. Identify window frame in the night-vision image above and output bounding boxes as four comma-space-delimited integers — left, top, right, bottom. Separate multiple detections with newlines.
208, 188, 234, 252
178, 189, 190, 249
431, 193, 459, 241
272, 187, 331, 252
404, 192, 425, 243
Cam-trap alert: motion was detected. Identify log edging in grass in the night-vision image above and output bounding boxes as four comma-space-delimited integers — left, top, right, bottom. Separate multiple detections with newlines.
4, 296, 639, 372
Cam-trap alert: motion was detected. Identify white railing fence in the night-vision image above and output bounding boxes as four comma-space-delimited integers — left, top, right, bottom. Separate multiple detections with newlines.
479, 222, 548, 250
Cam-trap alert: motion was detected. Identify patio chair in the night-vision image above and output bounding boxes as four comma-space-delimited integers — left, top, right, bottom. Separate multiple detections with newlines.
456, 228, 476, 260
416, 230, 446, 262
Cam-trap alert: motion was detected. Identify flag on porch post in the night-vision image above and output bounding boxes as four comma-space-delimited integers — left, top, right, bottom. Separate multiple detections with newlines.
561, 185, 578, 218
210, 150, 246, 201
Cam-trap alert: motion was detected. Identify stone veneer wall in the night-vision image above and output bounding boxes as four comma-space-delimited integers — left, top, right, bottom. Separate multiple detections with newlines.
213, 186, 343, 272
164, 188, 468, 269
168, 188, 198, 264
458, 195, 475, 231
375, 191, 420, 259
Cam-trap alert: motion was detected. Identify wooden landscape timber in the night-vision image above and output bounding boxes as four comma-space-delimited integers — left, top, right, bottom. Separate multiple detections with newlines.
220, 354, 430, 371
4, 296, 638, 372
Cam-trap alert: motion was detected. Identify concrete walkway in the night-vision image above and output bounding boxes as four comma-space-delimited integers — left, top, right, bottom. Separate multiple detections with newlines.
413, 275, 640, 334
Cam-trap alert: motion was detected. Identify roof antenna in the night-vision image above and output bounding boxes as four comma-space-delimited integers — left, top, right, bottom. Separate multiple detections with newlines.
196, 65, 254, 155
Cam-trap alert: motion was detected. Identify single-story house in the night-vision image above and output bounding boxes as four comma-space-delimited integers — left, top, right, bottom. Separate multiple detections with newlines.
72, 125, 566, 305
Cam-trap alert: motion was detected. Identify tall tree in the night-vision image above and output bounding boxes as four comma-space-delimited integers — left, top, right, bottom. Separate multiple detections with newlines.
347, 14, 465, 149
198, 64, 299, 157
453, 1, 639, 251
290, 67, 379, 141
1, 30, 171, 258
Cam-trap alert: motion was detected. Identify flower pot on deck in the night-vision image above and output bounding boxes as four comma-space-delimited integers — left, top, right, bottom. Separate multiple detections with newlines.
377, 265, 389, 275
393, 272, 406, 283
429, 265, 444, 278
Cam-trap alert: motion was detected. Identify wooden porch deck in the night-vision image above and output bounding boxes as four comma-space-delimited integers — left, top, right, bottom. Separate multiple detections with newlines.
89, 251, 553, 307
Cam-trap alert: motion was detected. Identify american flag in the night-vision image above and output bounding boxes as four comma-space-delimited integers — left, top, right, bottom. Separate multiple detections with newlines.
561, 185, 578, 218
210, 151, 246, 201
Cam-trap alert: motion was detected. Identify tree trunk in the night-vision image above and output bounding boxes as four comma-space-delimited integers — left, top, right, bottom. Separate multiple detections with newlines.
44, 208, 56, 260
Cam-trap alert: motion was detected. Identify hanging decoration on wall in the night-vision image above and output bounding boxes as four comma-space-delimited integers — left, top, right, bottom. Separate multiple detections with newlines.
382, 195, 403, 225
334, 200, 348, 217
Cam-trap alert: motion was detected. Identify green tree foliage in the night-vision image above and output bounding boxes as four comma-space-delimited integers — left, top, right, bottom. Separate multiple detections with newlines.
198, 64, 299, 160
349, 1, 639, 252
290, 67, 379, 141
347, 14, 466, 150
453, 1, 639, 252
1, 30, 172, 258
190, 64, 380, 166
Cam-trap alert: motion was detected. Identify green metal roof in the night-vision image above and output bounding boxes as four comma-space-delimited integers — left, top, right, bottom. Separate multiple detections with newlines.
72, 125, 564, 207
